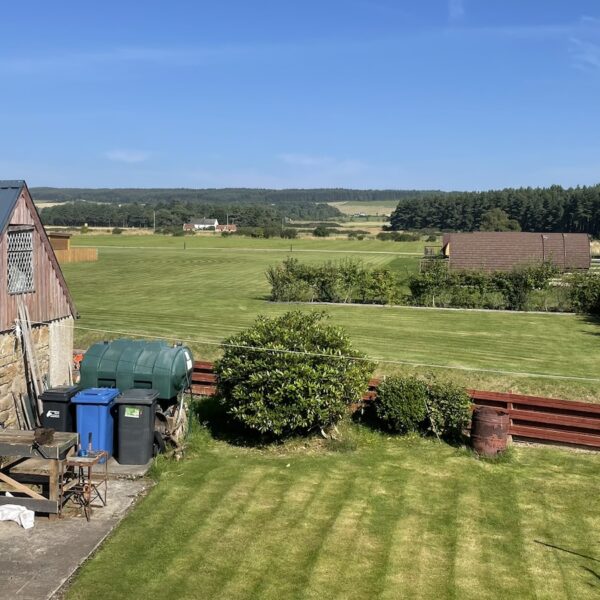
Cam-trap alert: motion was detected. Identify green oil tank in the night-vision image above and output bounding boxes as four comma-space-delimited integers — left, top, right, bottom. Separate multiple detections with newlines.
79, 339, 194, 401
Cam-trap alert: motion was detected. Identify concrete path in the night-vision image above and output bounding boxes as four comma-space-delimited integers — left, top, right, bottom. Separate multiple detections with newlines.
0, 479, 150, 600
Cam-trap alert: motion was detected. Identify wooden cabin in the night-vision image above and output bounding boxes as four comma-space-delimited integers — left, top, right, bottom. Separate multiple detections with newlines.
0, 180, 77, 429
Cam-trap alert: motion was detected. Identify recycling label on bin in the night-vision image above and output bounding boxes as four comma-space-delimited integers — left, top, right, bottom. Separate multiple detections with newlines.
124, 407, 141, 418
46, 410, 60, 419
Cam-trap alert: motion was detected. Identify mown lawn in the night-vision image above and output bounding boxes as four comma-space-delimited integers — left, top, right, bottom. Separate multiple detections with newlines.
66, 422, 600, 600
63, 235, 600, 401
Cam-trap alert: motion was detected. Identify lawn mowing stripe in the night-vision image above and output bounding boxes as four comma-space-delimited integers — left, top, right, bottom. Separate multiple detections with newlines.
281, 470, 360, 598
210, 468, 330, 599
151, 467, 275, 599
515, 452, 600, 599
98, 464, 266, 600
245, 465, 358, 599
301, 471, 382, 600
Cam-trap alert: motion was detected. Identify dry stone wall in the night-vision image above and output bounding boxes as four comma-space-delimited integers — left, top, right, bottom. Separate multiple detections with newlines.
0, 316, 73, 429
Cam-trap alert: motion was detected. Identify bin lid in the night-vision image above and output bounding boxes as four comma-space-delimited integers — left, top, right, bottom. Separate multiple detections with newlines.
72, 387, 120, 405
115, 388, 159, 405
40, 386, 80, 402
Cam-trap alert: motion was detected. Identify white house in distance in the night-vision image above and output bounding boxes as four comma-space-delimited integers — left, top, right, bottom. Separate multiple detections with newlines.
183, 218, 218, 231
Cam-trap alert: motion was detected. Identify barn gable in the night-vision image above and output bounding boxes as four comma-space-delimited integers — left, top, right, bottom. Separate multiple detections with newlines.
0, 180, 76, 332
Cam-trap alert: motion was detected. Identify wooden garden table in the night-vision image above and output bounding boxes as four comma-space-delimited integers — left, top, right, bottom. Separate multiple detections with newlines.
0, 430, 78, 515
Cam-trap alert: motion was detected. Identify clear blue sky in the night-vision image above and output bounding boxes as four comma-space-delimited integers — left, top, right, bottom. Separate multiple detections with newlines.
1, 1, 600, 190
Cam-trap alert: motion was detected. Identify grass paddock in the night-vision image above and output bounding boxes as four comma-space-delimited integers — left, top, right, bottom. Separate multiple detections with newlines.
66, 422, 600, 600
65, 235, 600, 401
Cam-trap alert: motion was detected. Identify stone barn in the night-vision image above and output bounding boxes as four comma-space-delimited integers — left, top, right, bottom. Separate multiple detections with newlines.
0, 180, 77, 428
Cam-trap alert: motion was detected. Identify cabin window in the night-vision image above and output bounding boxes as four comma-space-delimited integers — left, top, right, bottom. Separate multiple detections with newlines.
7, 229, 35, 294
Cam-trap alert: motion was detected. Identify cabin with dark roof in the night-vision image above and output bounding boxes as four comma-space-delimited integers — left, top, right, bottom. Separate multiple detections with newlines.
0, 180, 76, 429
441, 232, 590, 273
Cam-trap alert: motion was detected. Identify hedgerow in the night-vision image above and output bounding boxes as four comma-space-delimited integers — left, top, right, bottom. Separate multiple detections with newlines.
266, 257, 598, 313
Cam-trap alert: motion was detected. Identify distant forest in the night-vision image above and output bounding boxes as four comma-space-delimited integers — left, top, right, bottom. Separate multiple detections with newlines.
390, 184, 600, 237
35, 186, 441, 229
32, 187, 441, 205
39, 200, 341, 228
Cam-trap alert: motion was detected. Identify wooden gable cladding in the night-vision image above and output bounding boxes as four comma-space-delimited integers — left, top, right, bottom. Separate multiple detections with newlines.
0, 187, 76, 332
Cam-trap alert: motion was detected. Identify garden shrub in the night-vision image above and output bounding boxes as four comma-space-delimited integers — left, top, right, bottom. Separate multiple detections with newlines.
374, 376, 428, 433
408, 261, 559, 311
425, 381, 472, 442
374, 376, 472, 443
267, 258, 401, 305
111, 227, 123, 235
215, 311, 374, 437
566, 272, 600, 315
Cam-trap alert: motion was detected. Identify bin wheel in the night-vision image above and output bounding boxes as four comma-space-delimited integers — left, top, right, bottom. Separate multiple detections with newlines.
153, 431, 167, 456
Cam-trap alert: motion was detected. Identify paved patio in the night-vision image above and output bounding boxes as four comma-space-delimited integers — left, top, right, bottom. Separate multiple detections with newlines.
0, 478, 150, 600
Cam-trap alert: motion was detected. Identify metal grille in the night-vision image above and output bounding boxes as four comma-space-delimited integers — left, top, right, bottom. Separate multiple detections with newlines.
7, 230, 34, 294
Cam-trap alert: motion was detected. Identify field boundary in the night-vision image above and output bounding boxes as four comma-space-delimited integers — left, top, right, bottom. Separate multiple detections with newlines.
72, 244, 423, 256
191, 362, 600, 449
275, 300, 577, 316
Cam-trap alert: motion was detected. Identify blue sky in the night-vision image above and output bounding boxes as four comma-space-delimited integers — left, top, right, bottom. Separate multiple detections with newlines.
1, 0, 600, 190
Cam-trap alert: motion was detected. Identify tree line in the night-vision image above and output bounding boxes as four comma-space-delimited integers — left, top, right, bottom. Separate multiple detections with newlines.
32, 187, 441, 205
40, 200, 341, 228
390, 184, 600, 237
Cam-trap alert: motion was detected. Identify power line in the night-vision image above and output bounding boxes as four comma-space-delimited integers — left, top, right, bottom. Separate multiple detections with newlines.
28, 318, 600, 384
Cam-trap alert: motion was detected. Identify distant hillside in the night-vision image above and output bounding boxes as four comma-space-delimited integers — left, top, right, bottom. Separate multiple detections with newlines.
31, 187, 443, 205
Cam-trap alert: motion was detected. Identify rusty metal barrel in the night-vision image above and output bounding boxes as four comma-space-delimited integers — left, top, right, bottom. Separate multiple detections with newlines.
471, 406, 510, 456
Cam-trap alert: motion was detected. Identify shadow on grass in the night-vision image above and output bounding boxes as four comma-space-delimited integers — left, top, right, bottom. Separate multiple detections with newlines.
582, 313, 600, 336
351, 401, 471, 449
189, 396, 270, 447
534, 540, 600, 564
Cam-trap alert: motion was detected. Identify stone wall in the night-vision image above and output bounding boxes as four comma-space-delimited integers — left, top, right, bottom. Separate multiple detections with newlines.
0, 316, 74, 429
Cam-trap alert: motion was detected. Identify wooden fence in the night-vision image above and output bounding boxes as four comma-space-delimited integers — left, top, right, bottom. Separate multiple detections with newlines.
54, 248, 98, 264
191, 361, 600, 450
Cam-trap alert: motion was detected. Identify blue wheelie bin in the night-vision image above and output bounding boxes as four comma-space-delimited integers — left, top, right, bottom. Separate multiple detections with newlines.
72, 388, 120, 462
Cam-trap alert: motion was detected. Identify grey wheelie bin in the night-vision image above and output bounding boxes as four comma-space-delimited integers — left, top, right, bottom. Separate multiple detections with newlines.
115, 389, 159, 465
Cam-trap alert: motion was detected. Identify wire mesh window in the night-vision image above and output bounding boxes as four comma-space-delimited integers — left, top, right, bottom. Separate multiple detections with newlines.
7, 229, 35, 294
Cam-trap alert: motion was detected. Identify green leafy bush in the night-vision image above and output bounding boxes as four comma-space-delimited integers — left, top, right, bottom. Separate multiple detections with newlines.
266, 258, 401, 305
374, 377, 428, 433
408, 261, 559, 311
215, 311, 374, 437
566, 272, 600, 315
111, 227, 123, 235
425, 381, 472, 442
374, 376, 472, 442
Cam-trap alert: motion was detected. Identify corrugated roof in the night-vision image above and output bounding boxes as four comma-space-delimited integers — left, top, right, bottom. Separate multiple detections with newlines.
0, 180, 25, 233
442, 232, 590, 272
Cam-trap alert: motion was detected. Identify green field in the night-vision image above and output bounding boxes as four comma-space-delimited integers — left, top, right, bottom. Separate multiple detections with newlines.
329, 199, 399, 216
65, 234, 600, 401
66, 425, 600, 600
63, 234, 600, 600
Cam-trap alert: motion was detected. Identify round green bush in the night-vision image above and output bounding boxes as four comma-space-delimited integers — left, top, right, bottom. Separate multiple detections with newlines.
425, 381, 472, 442
215, 311, 374, 437
374, 376, 428, 433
